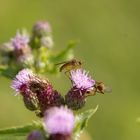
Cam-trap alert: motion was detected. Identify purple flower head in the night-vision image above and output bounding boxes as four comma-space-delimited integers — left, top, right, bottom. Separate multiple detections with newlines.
44, 106, 75, 135
11, 69, 64, 115
70, 69, 95, 91
11, 31, 29, 50
33, 21, 52, 37
11, 69, 33, 93
65, 69, 95, 110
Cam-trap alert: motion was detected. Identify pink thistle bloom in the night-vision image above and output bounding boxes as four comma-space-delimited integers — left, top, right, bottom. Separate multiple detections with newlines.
70, 69, 95, 91
11, 69, 33, 93
43, 106, 75, 135
65, 69, 95, 110
11, 31, 29, 50
11, 69, 64, 114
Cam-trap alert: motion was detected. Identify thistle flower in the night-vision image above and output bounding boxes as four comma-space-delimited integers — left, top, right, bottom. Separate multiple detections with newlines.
44, 106, 74, 140
11, 69, 33, 93
65, 69, 95, 110
0, 31, 33, 66
33, 21, 52, 37
10, 31, 34, 65
11, 31, 29, 50
70, 69, 95, 91
11, 69, 64, 115
27, 76, 64, 116
11, 69, 39, 111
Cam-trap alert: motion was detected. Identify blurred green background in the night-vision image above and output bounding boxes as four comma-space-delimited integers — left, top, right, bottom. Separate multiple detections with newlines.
0, 0, 140, 140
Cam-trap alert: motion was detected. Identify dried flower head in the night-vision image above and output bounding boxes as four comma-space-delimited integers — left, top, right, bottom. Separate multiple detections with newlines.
43, 106, 74, 135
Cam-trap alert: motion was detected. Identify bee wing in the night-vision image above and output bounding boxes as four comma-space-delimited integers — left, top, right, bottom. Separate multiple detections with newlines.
104, 86, 112, 93
55, 59, 74, 66
55, 61, 67, 66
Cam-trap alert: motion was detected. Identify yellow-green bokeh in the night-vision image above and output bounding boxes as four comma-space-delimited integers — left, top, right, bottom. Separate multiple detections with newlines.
0, 0, 140, 140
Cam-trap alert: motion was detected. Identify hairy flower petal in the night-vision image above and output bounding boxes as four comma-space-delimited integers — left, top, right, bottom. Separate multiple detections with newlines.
11, 31, 29, 50
44, 106, 74, 135
11, 69, 33, 93
70, 69, 95, 91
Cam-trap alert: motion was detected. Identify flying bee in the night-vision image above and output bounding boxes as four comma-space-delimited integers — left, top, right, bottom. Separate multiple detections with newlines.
55, 59, 82, 73
86, 81, 112, 97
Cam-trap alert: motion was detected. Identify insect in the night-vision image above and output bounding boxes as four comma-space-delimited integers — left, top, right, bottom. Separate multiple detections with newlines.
56, 59, 82, 73
86, 81, 112, 97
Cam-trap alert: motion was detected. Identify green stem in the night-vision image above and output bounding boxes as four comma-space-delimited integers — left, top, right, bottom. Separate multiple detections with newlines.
0, 121, 42, 135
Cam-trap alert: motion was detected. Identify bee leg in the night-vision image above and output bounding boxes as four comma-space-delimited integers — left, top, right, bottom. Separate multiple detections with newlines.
97, 91, 104, 94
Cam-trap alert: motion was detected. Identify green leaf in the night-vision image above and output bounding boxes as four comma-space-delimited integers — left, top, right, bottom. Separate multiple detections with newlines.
0, 135, 26, 140
73, 105, 98, 140
51, 40, 79, 63
0, 66, 18, 79
0, 121, 43, 140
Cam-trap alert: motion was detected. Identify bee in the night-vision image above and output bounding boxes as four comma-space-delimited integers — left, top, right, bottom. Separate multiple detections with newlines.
86, 81, 112, 97
56, 59, 82, 73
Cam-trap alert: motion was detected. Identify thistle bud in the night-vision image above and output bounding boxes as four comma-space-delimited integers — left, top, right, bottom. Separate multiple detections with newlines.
65, 87, 86, 110
27, 130, 45, 140
40, 36, 54, 49
65, 69, 95, 110
23, 91, 39, 111
37, 89, 64, 115
33, 21, 52, 37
